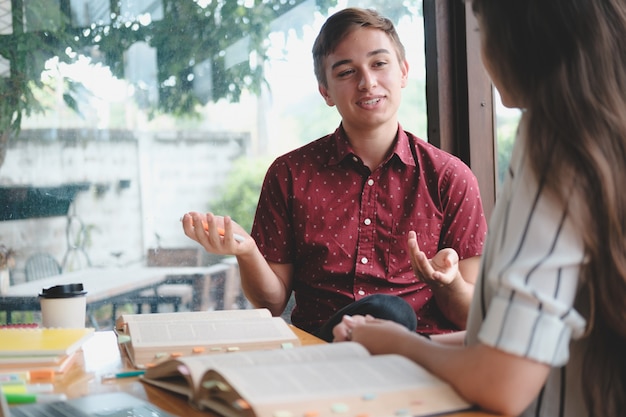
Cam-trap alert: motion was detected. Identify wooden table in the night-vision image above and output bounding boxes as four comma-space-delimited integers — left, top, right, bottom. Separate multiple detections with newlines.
0, 264, 236, 325
37, 327, 499, 417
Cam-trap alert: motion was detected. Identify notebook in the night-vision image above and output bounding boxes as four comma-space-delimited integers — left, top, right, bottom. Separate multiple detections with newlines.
0, 328, 95, 357
0, 391, 175, 417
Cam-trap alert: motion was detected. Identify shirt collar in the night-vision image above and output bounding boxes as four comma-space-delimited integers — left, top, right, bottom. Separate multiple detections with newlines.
328, 123, 417, 167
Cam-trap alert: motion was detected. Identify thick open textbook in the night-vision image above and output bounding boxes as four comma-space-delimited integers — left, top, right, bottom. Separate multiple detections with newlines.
115, 309, 300, 368
141, 342, 472, 417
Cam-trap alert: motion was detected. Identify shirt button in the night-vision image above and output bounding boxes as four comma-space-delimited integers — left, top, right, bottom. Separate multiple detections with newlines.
357, 290, 366, 296
360, 257, 368, 264
364, 218, 371, 226
367, 179, 374, 186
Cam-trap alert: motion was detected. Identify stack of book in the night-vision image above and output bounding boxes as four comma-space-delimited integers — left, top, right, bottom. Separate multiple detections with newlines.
115, 308, 300, 369
0, 327, 94, 381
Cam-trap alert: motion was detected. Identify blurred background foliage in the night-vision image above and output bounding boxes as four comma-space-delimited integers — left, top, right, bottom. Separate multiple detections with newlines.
209, 156, 273, 234
0, 0, 348, 166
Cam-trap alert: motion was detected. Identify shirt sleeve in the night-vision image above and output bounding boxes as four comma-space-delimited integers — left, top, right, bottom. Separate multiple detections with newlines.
477, 140, 587, 366
438, 157, 488, 260
250, 157, 295, 264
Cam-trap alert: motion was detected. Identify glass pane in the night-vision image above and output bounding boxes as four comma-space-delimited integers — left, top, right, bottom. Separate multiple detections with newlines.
494, 89, 521, 188
0, 0, 425, 328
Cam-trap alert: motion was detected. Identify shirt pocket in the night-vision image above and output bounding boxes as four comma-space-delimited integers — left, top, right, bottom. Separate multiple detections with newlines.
387, 218, 442, 278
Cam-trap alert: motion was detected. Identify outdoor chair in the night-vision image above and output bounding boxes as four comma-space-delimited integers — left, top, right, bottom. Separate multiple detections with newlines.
24, 252, 62, 281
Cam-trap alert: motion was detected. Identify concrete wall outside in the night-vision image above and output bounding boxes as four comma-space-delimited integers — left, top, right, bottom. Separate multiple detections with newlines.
0, 128, 249, 284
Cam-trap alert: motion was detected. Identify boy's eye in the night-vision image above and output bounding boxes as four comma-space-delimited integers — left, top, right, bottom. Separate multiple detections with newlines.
337, 68, 355, 78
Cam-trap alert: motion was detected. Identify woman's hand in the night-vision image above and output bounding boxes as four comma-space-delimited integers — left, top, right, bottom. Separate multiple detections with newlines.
333, 314, 413, 355
332, 314, 369, 342
332, 314, 404, 343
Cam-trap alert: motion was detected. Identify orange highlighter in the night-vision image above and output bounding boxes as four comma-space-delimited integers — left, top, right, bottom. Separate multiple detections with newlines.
216, 227, 245, 243
180, 217, 246, 242
184, 217, 245, 242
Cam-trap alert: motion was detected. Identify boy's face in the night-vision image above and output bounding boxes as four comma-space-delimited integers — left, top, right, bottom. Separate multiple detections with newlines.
318, 27, 408, 133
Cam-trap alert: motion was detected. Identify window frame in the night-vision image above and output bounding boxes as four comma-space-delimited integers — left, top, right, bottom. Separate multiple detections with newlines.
423, 0, 496, 219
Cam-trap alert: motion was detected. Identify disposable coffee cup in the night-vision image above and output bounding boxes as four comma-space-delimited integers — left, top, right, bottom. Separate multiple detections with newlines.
39, 283, 87, 328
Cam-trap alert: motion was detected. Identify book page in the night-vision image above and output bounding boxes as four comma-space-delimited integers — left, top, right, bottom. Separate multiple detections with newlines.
0, 354, 65, 365
116, 309, 271, 333
202, 354, 471, 417
218, 354, 439, 402
129, 316, 296, 348
142, 342, 370, 398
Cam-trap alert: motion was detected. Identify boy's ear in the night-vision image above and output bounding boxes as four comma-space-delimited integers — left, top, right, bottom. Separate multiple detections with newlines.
400, 59, 409, 88
318, 84, 335, 106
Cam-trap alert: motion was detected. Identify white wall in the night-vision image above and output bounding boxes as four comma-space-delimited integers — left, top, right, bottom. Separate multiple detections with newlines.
0, 128, 248, 283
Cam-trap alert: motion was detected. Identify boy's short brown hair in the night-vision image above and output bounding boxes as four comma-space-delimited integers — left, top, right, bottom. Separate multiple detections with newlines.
312, 7, 406, 87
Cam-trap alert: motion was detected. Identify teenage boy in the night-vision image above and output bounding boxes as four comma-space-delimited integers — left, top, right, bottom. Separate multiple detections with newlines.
183, 7, 487, 342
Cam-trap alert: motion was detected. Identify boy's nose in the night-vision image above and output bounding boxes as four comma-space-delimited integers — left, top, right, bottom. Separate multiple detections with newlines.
358, 71, 377, 90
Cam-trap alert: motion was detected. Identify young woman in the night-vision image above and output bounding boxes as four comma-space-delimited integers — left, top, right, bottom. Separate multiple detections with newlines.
332, 1, 626, 416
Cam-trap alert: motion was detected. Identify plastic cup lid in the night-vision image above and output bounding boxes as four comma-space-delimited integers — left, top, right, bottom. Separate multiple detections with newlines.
39, 283, 87, 298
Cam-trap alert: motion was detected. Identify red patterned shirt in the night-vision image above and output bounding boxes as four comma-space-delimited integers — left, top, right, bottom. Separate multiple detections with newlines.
251, 125, 487, 334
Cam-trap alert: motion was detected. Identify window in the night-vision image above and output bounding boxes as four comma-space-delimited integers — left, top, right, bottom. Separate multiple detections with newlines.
0, 0, 427, 328
494, 90, 521, 186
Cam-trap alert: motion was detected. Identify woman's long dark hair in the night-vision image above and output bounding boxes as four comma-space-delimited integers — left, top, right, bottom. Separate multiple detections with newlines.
472, 1, 626, 415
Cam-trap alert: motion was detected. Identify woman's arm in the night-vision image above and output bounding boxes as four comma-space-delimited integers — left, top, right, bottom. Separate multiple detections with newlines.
350, 319, 550, 417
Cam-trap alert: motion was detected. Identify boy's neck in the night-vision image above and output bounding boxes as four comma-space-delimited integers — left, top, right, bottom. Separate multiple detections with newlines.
344, 120, 399, 170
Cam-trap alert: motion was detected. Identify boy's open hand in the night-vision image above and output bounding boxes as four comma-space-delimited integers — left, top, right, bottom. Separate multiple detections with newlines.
181, 211, 253, 255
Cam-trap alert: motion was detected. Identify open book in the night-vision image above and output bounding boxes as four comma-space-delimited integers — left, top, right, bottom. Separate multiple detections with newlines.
116, 309, 300, 368
141, 342, 472, 417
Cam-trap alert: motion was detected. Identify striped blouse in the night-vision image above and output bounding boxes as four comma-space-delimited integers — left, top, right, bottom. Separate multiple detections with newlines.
465, 124, 590, 417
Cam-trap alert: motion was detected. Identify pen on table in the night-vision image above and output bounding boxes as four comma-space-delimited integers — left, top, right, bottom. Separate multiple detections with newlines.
2, 392, 67, 405
101, 370, 146, 380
